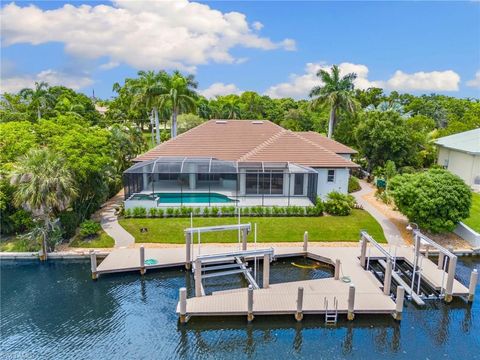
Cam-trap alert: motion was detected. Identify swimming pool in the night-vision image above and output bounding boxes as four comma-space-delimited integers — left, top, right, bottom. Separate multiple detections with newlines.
129, 192, 236, 204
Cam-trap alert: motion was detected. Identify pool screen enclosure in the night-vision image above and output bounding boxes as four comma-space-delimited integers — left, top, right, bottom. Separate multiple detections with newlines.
123, 157, 319, 206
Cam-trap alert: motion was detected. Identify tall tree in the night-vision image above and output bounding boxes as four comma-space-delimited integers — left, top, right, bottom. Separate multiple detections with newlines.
19, 81, 54, 120
309, 65, 357, 138
158, 71, 198, 138
127, 70, 166, 144
10, 148, 77, 258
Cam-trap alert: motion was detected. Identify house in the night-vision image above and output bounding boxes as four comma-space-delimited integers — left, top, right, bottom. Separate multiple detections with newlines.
435, 128, 480, 191
123, 120, 358, 208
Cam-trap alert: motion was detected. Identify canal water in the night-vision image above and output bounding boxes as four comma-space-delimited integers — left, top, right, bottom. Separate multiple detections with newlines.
1, 257, 479, 359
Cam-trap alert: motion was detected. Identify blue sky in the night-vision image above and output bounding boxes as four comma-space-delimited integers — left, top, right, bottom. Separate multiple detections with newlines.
1, 1, 479, 99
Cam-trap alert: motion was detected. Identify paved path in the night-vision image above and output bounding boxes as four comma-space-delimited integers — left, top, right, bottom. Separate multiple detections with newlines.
94, 190, 135, 248
352, 181, 404, 246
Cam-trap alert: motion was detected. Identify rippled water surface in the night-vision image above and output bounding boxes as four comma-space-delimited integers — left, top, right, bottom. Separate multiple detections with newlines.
1, 256, 479, 359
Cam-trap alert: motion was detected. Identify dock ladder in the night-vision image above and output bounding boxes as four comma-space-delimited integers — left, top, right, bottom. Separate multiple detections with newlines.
324, 297, 338, 325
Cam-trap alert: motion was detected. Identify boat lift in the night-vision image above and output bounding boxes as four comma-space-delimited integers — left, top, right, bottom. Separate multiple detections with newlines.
184, 222, 274, 297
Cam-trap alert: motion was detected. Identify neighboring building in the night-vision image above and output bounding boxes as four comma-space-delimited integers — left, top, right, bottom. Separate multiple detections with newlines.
124, 120, 358, 208
435, 128, 480, 191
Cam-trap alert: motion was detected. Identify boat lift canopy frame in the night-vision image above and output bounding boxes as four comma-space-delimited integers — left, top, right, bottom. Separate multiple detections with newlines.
184, 223, 251, 234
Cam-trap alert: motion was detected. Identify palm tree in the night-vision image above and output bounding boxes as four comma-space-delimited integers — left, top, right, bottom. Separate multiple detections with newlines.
310, 65, 357, 138
10, 148, 77, 259
158, 71, 197, 138
19, 81, 54, 120
127, 70, 166, 144
220, 95, 242, 119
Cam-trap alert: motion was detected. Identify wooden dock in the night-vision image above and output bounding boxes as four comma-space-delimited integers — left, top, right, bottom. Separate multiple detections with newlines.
91, 242, 473, 323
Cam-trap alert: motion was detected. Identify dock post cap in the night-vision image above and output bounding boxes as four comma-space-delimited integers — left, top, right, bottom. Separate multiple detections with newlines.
295, 286, 304, 322
179, 287, 188, 324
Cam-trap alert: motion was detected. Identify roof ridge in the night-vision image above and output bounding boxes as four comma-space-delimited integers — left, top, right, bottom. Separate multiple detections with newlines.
239, 128, 287, 161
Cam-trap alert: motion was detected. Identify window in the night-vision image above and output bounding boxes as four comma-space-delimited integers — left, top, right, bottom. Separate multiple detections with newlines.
327, 170, 335, 183
245, 170, 284, 195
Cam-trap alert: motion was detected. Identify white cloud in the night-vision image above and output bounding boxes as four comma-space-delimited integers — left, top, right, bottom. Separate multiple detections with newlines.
1, 70, 93, 93
1, 1, 296, 72
199, 82, 242, 98
265, 62, 380, 99
466, 71, 480, 88
266, 62, 461, 99
252, 21, 264, 31
99, 61, 120, 70
386, 70, 460, 91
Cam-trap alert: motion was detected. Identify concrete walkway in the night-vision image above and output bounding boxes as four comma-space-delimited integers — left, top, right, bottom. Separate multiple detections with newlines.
94, 190, 135, 248
352, 181, 404, 246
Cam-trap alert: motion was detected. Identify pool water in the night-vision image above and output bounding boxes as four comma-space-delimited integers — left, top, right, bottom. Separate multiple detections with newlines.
130, 192, 235, 204
1, 257, 479, 359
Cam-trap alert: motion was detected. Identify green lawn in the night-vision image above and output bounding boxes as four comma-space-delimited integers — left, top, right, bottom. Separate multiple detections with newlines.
70, 230, 115, 248
464, 192, 480, 232
0, 236, 40, 252
119, 210, 386, 244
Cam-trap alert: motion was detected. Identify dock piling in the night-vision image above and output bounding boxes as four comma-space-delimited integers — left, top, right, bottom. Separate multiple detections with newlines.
303, 231, 308, 253
394, 286, 405, 320
383, 258, 392, 295
347, 284, 355, 320
247, 285, 254, 322
295, 287, 304, 321
195, 258, 202, 297
242, 229, 247, 251
468, 269, 478, 302
334, 259, 340, 280
263, 254, 270, 288
438, 252, 445, 270
360, 237, 367, 269
185, 232, 192, 270
140, 245, 146, 275
90, 250, 98, 280
445, 255, 458, 302
179, 287, 188, 324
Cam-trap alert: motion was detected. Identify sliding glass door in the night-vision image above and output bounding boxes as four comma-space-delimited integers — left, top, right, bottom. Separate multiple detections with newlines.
245, 170, 284, 195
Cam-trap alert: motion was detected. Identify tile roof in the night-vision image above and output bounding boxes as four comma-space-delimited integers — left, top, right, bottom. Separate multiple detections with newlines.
296, 131, 358, 154
134, 120, 359, 168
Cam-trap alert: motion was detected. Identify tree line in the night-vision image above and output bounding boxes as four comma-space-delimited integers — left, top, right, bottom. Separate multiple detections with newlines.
1, 66, 479, 251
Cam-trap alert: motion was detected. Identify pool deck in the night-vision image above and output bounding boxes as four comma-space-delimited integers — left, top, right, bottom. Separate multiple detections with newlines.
93, 243, 470, 321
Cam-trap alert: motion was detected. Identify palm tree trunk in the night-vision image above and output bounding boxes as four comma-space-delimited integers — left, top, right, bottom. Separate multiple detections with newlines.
327, 106, 336, 138
171, 109, 178, 138
37, 107, 41, 120
153, 107, 161, 144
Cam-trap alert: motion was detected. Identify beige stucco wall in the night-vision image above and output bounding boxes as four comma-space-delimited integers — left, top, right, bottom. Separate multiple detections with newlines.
437, 147, 479, 187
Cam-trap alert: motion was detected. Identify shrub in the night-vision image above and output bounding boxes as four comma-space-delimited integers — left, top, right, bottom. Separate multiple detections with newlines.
9, 209, 35, 234
79, 220, 101, 238
272, 206, 282, 216
348, 176, 361, 193
241, 207, 250, 216
149, 207, 158, 218
210, 206, 219, 216
389, 169, 471, 233
180, 207, 192, 217
157, 208, 164, 218
375, 189, 393, 205
315, 197, 324, 215
166, 208, 174, 217
132, 207, 147, 218
173, 208, 181, 217
263, 207, 271, 216
58, 211, 79, 239
202, 207, 210, 217
194, 207, 201, 216
324, 192, 356, 216
124, 208, 132, 218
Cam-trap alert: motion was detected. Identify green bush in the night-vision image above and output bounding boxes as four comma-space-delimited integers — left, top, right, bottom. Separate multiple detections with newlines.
9, 209, 34, 234
173, 208, 181, 217
180, 207, 192, 217
194, 207, 201, 216
58, 211, 79, 239
157, 208, 164, 218
149, 207, 158, 217
133, 207, 147, 218
315, 197, 324, 215
348, 176, 361, 193
210, 206, 219, 216
166, 208, 174, 217
124, 208, 132, 218
389, 169, 471, 233
272, 206, 283, 216
79, 220, 101, 238
324, 192, 356, 216
202, 207, 210, 217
